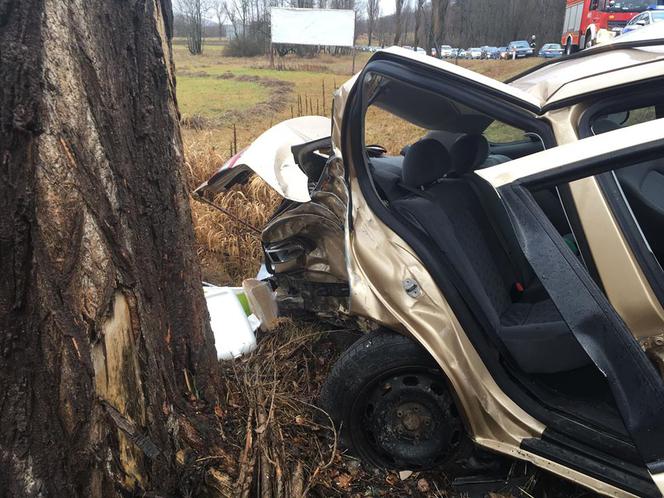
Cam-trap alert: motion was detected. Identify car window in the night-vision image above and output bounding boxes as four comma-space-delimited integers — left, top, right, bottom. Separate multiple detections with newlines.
591, 103, 662, 135
590, 101, 664, 268
612, 158, 664, 268
483, 121, 527, 143
365, 106, 425, 155
361, 72, 548, 201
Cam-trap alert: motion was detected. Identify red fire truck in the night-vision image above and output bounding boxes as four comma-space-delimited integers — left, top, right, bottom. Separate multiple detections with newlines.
561, 0, 656, 53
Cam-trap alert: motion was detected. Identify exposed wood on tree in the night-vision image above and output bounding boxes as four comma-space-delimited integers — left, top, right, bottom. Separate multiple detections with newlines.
0, 0, 222, 496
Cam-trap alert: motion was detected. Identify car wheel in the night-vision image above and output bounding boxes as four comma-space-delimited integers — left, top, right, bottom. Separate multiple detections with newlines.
319, 330, 464, 470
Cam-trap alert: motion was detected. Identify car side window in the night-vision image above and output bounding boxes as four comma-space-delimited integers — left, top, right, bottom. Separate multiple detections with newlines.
591, 102, 664, 267
483, 121, 527, 143
591, 104, 662, 135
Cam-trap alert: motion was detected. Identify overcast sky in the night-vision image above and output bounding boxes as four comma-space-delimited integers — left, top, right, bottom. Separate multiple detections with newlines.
380, 0, 396, 16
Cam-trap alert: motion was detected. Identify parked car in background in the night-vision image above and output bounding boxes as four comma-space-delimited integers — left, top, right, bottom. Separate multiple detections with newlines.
538, 42, 564, 58
440, 45, 453, 57
497, 46, 509, 59
507, 40, 535, 58
467, 47, 482, 59
481, 46, 499, 59
456, 48, 467, 58
622, 8, 664, 35
404, 46, 427, 55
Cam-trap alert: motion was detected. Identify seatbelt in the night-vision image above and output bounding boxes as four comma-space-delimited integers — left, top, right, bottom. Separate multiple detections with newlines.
466, 174, 527, 286
399, 178, 526, 300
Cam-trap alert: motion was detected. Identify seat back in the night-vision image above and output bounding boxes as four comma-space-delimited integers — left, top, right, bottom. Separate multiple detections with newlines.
394, 139, 528, 324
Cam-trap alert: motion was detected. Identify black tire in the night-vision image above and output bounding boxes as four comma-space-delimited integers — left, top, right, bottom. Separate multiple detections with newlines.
319, 330, 463, 470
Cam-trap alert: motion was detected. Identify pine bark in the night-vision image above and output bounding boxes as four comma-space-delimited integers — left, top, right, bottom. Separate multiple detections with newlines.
0, 0, 219, 496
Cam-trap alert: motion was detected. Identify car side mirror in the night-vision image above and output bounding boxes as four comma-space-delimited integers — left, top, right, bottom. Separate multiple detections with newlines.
636, 20, 647, 26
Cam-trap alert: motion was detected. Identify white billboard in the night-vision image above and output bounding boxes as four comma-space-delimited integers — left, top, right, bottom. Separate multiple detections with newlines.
271, 7, 355, 47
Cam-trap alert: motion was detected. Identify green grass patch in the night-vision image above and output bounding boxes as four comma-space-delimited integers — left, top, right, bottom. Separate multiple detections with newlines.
177, 75, 269, 119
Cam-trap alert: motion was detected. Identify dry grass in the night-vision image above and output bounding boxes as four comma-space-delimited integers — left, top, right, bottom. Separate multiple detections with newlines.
203, 318, 468, 497
183, 131, 281, 284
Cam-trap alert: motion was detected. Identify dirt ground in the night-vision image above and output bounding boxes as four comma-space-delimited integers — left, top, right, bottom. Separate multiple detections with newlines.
175, 43, 598, 497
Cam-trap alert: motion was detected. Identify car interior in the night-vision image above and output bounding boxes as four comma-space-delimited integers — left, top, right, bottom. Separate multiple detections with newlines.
361, 72, 632, 440
591, 102, 664, 269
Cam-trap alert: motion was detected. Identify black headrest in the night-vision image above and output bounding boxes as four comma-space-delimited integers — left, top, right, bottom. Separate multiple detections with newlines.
450, 134, 490, 175
401, 139, 452, 188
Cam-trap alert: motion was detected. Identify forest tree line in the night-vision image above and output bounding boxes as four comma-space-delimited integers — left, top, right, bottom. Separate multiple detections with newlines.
174, 0, 567, 55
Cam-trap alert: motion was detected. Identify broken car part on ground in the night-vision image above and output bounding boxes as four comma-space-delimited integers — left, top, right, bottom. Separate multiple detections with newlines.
195, 24, 664, 498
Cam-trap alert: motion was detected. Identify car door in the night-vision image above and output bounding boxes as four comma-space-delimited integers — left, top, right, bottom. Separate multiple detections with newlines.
477, 117, 664, 495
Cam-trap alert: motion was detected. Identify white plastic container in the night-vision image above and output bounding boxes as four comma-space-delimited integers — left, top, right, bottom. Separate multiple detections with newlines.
203, 286, 258, 360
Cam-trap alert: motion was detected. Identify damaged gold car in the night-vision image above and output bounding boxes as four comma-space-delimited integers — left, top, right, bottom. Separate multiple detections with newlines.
195, 25, 664, 498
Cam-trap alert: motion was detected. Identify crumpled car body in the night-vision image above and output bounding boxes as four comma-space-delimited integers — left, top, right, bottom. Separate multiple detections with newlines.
196, 27, 664, 497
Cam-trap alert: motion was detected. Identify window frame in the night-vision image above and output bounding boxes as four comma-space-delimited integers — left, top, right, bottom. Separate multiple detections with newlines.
578, 86, 664, 307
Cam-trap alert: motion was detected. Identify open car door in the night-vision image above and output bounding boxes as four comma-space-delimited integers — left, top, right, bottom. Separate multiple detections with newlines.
477, 117, 664, 494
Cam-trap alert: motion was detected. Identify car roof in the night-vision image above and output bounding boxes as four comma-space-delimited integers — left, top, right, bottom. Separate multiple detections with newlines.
371, 38, 664, 112
509, 24, 664, 107
375, 46, 541, 109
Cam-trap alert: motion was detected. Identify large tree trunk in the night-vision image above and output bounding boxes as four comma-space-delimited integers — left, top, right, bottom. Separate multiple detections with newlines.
431, 0, 449, 58
0, 0, 220, 496
393, 0, 404, 45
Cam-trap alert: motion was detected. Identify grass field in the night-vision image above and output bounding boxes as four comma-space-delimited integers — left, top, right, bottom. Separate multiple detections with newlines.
175, 43, 541, 284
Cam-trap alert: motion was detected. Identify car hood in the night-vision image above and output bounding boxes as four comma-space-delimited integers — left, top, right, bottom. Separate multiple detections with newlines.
194, 116, 330, 202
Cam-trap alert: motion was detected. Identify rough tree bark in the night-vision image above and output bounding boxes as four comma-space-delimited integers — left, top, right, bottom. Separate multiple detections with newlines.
0, 0, 222, 496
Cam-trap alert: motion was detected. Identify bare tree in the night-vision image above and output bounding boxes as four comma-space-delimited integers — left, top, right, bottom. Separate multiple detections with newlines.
0, 0, 224, 496
431, 0, 449, 57
366, 0, 380, 46
393, 0, 405, 45
176, 0, 211, 54
212, 0, 227, 38
413, 0, 424, 50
